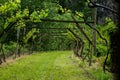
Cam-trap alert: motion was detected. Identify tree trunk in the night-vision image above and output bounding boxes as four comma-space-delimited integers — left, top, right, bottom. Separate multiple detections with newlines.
1, 44, 6, 62
0, 44, 6, 64
73, 39, 84, 57
68, 28, 84, 57
15, 28, 20, 58
110, 0, 120, 79
93, 2, 97, 56
0, 44, 2, 64
0, 58, 2, 64
22, 28, 26, 55
89, 43, 92, 66
73, 39, 79, 57
78, 41, 84, 57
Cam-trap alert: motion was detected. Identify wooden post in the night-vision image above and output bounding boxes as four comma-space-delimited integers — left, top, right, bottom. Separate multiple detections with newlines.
93, 0, 97, 56
15, 28, 20, 58
0, 44, 6, 64
23, 27, 26, 55
89, 43, 92, 66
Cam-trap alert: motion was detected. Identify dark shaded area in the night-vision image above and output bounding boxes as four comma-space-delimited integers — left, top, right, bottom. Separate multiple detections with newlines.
110, 0, 120, 80
110, 29, 120, 79
97, 0, 115, 24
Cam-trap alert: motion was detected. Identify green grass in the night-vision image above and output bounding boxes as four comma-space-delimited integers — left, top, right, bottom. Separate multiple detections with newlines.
0, 51, 112, 80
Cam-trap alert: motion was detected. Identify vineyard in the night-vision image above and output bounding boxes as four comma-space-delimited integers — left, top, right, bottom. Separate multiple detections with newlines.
0, 0, 119, 80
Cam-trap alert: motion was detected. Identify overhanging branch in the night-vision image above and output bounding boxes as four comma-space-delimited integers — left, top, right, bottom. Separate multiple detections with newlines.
23, 17, 94, 23
71, 15, 94, 47
40, 19, 94, 23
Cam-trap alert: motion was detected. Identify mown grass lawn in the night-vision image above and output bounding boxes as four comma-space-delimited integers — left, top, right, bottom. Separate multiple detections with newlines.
0, 51, 112, 80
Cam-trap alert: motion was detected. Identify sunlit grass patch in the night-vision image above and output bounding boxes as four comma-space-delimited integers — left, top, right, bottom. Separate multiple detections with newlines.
0, 51, 112, 80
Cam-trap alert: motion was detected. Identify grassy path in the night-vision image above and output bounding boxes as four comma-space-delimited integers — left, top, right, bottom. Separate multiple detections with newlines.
0, 51, 111, 80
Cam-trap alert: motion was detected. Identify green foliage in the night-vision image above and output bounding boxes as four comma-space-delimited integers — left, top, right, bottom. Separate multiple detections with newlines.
23, 28, 36, 43
0, 0, 50, 53
0, 0, 20, 14
15, 8, 29, 19
96, 44, 107, 56
97, 18, 115, 41
75, 11, 84, 17
0, 0, 115, 79
3, 42, 16, 55
0, 0, 111, 66
96, 18, 116, 57
101, 18, 115, 35
16, 20, 26, 29
30, 9, 48, 22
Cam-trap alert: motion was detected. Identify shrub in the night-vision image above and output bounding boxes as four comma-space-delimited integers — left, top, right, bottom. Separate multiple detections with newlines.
3, 42, 16, 56
96, 44, 107, 57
